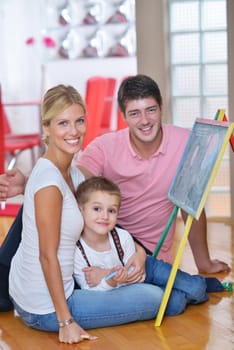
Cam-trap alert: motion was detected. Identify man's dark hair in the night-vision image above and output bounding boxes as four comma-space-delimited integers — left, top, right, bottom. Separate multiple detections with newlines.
117, 74, 163, 114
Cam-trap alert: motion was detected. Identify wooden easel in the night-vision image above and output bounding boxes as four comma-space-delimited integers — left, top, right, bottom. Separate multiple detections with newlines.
154, 110, 234, 326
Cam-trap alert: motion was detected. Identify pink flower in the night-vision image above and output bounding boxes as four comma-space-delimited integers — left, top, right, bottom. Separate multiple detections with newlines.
42, 36, 56, 48
25, 36, 56, 48
25, 37, 35, 45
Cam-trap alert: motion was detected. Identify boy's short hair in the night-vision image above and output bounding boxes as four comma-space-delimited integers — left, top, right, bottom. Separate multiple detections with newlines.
76, 176, 121, 207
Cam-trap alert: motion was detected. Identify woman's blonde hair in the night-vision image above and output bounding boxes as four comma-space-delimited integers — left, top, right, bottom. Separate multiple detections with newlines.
41, 84, 86, 144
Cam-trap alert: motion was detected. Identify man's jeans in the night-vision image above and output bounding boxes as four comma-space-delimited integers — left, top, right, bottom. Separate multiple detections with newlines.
145, 255, 208, 315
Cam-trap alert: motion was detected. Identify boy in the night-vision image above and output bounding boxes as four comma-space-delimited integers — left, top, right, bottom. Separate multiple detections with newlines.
74, 177, 224, 316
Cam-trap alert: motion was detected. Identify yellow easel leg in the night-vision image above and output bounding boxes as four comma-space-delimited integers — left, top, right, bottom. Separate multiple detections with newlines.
155, 215, 194, 327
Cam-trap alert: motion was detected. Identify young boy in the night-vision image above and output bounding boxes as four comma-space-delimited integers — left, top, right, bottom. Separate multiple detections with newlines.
74, 177, 224, 316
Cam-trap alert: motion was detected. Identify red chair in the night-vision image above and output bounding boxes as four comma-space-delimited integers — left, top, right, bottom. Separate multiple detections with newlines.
0, 103, 21, 217
0, 84, 41, 169
2, 104, 41, 169
0, 98, 41, 170
0, 102, 4, 174
83, 77, 109, 148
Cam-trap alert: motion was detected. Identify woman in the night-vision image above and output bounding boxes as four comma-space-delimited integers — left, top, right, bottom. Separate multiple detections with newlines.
7, 85, 163, 344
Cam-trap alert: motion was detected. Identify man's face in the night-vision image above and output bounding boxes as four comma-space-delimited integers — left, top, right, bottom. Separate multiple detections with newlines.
124, 97, 163, 146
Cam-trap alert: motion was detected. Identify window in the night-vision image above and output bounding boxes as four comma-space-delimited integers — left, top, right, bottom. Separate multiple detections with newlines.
169, 0, 230, 218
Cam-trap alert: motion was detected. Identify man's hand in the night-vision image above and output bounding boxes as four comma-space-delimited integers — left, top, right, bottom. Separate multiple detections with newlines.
125, 244, 146, 283
0, 169, 26, 200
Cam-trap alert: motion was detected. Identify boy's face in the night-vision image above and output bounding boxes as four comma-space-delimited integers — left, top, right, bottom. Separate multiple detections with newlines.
79, 191, 120, 236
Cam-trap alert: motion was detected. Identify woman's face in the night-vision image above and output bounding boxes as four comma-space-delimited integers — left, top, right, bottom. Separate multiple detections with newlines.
44, 103, 86, 155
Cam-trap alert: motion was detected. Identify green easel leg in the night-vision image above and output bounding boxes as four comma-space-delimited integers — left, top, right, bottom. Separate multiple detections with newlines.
153, 206, 179, 258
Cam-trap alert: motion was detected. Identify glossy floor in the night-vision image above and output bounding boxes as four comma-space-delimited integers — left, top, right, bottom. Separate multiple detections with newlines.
0, 218, 233, 350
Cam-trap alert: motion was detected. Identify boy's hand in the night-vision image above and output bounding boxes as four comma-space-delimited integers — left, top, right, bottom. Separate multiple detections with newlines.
82, 266, 109, 287
105, 266, 128, 287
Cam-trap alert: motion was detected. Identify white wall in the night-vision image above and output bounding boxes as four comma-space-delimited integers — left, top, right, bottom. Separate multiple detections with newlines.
0, 0, 42, 102
0, 0, 137, 173
42, 57, 137, 98
0, 0, 137, 133
0, 0, 43, 136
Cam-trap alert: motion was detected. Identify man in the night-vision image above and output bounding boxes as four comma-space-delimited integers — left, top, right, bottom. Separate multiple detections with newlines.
77, 74, 229, 273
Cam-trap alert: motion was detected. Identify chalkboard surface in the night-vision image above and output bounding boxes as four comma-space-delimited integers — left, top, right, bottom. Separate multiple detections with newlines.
168, 118, 234, 219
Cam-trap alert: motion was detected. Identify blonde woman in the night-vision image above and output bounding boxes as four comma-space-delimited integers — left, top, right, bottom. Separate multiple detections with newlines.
7, 85, 162, 344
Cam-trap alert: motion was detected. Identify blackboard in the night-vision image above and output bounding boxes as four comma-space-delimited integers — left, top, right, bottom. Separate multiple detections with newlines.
168, 118, 234, 219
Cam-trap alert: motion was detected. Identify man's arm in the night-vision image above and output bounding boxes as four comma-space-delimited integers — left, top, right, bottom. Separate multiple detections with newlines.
181, 209, 230, 273
77, 165, 94, 179
125, 242, 146, 283
0, 165, 93, 201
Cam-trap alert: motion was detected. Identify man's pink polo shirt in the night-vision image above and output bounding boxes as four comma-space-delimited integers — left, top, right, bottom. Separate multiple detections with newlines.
78, 124, 190, 262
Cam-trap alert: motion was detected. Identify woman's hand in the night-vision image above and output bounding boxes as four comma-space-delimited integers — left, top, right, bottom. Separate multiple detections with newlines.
59, 321, 97, 344
125, 244, 146, 283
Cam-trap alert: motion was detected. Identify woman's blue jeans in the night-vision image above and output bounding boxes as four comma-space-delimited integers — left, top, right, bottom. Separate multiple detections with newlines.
12, 283, 163, 332
145, 256, 208, 315
13, 256, 208, 331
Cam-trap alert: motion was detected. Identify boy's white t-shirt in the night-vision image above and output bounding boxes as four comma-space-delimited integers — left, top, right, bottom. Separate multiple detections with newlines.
73, 227, 136, 291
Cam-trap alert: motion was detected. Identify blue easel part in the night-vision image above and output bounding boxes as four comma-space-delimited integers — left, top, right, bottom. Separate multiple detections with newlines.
104, 271, 118, 281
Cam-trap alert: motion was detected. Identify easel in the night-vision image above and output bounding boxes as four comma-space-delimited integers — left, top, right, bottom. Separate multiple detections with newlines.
154, 110, 234, 327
